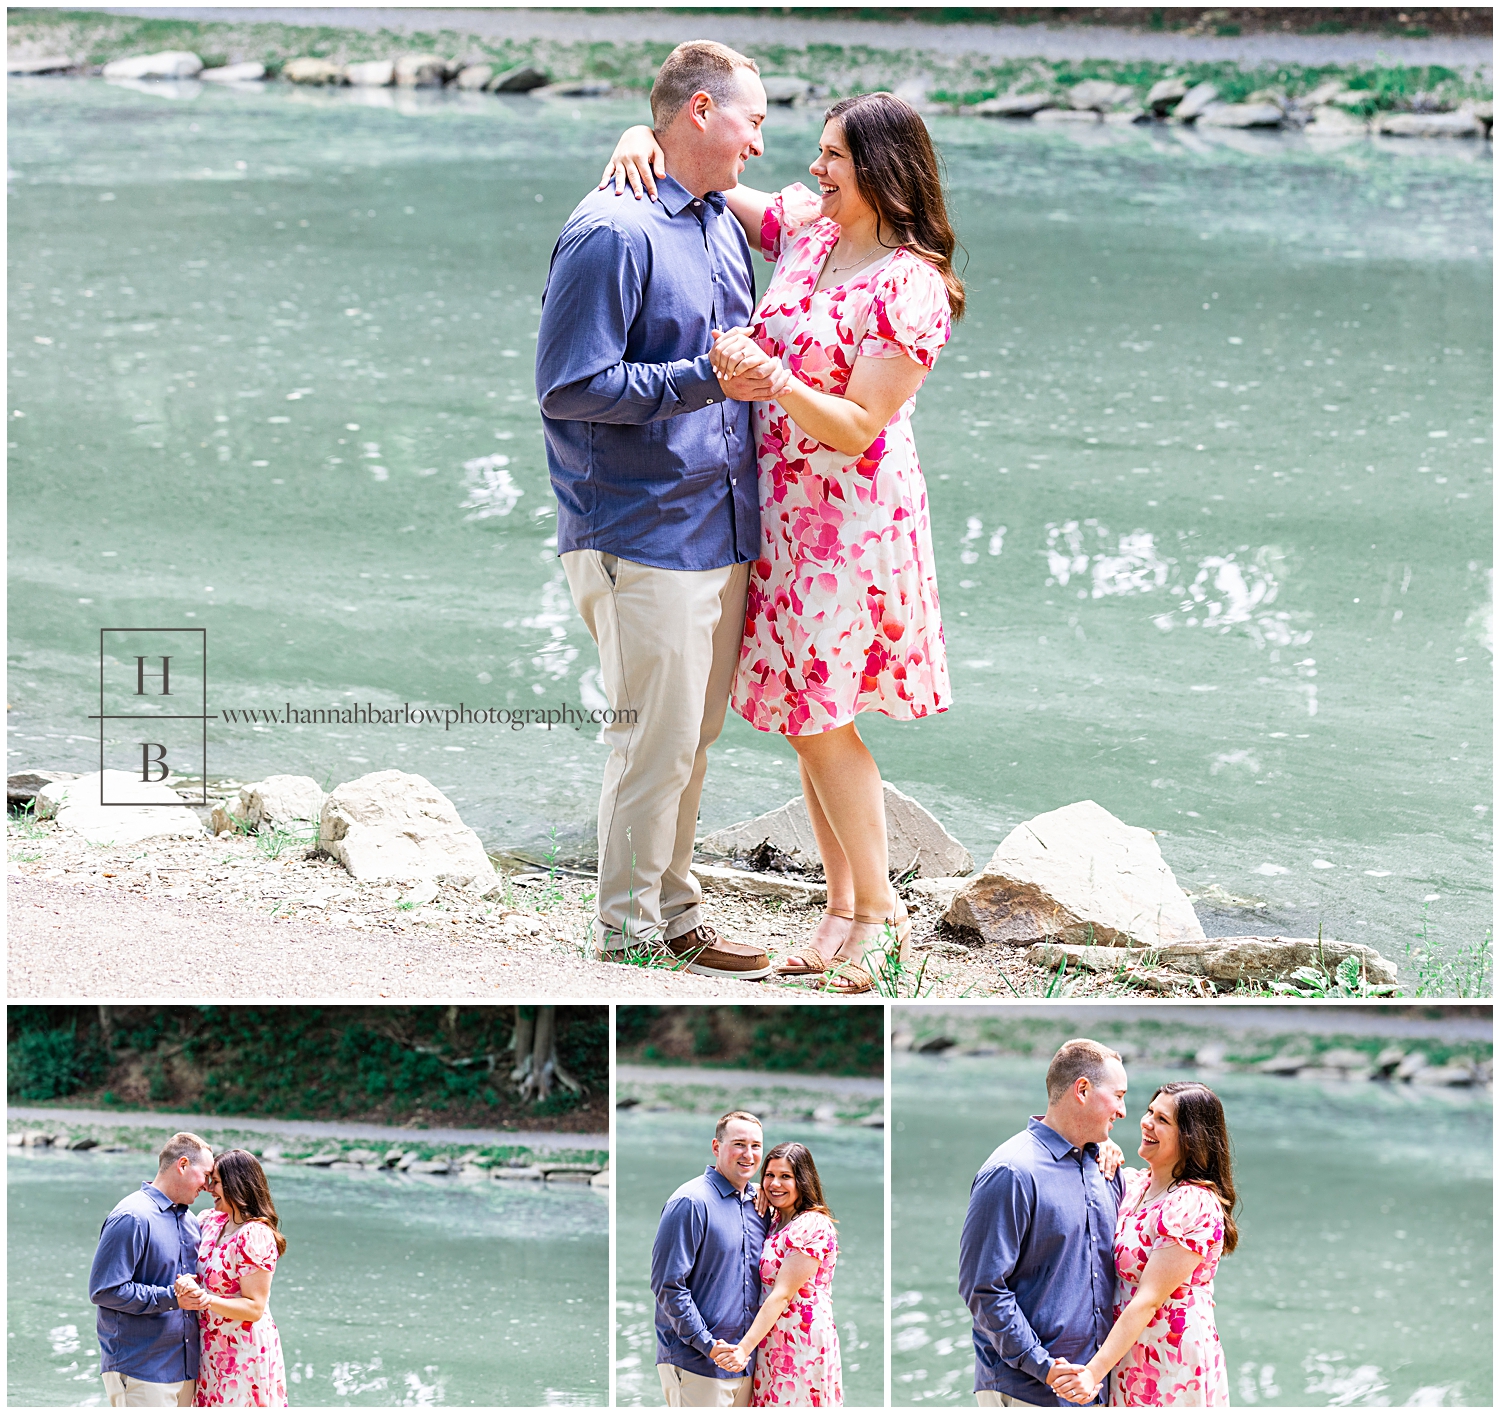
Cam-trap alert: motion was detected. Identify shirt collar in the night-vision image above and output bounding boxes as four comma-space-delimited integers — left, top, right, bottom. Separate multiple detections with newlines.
1028, 1116, 1099, 1163
703, 1164, 755, 1200
141, 1182, 186, 1212
656, 174, 726, 219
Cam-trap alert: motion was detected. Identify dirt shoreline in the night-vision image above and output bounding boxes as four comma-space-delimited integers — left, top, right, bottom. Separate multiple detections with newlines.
7, 819, 1223, 1000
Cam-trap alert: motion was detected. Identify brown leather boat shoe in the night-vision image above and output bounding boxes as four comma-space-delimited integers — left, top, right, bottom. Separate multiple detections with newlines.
666, 924, 773, 980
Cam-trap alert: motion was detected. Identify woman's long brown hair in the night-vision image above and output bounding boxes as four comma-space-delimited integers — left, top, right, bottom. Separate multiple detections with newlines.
824, 91, 966, 321
1151, 1082, 1239, 1255
214, 1149, 288, 1256
760, 1141, 836, 1226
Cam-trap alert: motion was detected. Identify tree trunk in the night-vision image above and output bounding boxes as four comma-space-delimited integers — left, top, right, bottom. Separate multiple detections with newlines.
511, 1006, 583, 1104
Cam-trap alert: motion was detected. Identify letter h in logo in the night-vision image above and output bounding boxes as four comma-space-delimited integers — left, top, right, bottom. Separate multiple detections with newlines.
91, 628, 214, 805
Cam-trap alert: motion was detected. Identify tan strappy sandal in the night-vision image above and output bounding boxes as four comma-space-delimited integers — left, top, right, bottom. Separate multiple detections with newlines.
774, 907, 855, 976
817, 902, 912, 995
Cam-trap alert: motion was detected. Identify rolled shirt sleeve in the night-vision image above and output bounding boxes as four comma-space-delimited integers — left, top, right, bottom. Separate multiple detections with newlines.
536, 222, 723, 425
89, 1213, 181, 1317
959, 1163, 1055, 1385
650, 1195, 717, 1357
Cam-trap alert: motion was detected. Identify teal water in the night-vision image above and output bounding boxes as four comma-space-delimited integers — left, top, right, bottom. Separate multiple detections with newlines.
6, 79, 1491, 978
892, 1053, 1492, 1407
615, 1108, 884, 1407
7, 1147, 607, 1406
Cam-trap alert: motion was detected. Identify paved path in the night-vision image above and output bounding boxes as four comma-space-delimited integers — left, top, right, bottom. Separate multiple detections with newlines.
617, 1064, 884, 1097
93, 7, 1493, 72
8, 1104, 607, 1150
904, 1004, 1493, 1041
7, 876, 779, 1000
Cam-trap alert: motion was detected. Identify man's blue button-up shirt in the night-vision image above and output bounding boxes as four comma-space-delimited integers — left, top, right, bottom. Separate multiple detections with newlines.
535, 173, 759, 571
958, 1119, 1123, 1406
651, 1164, 769, 1380
88, 1183, 201, 1382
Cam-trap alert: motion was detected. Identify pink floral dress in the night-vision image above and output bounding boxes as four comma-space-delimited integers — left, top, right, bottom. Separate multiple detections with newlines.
731, 183, 953, 737
193, 1211, 287, 1407
1108, 1170, 1230, 1407
750, 1209, 843, 1407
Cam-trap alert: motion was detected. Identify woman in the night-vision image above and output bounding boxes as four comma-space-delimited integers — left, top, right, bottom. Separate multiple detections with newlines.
1055, 1083, 1236, 1408
715, 1141, 842, 1405
603, 93, 962, 993
175, 1150, 288, 1407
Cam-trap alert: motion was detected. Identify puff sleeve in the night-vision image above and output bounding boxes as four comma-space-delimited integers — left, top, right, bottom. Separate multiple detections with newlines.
238, 1221, 280, 1274
1155, 1184, 1224, 1264
855, 255, 952, 370
785, 1211, 837, 1266
761, 182, 827, 262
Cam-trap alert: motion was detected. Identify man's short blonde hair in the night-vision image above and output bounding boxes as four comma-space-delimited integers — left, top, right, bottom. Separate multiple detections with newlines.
650, 40, 759, 130
714, 1109, 763, 1142
1045, 1039, 1123, 1102
156, 1131, 212, 1171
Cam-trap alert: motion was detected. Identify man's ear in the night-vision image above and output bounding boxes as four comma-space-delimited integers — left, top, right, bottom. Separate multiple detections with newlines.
689, 90, 714, 130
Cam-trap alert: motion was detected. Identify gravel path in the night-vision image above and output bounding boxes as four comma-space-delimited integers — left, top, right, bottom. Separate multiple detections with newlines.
616, 1064, 884, 1097
6, 1104, 607, 1149
94, 7, 1494, 72
6, 872, 760, 999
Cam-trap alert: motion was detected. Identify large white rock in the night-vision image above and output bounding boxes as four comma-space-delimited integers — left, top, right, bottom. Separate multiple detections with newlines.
282, 57, 345, 85
212, 774, 325, 836
320, 770, 495, 883
946, 800, 1204, 948
1171, 81, 1220, 123
37, 770, 205, 845
199, 62, 265, 82
1377, 111, 1483, 138
762, 74, 813, 105
974, 91, 1055, 117
1197, 102, 1286, 129
102, 51, 203, 80
1305, 105, 1369, 136
454, 64, 493, 90
344, 59, 395, 87
394, 54, 447, 87
1145, 77, 1189, 113
698, 783, 973, 879
1068, 79, 1136, 111
7, 55, 74, 75
486, 64, 549, 93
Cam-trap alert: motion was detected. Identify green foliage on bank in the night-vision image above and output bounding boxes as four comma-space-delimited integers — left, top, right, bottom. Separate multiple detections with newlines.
7, 1006, 608, 1127
618, 1005, 883, 1075
8, 8, 1488, 107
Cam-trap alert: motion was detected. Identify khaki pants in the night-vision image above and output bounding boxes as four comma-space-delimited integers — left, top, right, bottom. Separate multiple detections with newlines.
563, 550, 748, 947
101, 1373, 195, 1407
657, 1364, 752, 1407
976, 1393, 1045, 1408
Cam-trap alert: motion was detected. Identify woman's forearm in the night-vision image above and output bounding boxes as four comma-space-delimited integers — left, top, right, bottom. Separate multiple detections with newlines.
734, 1291, 792, 1357
1084, 1294, 1160, 1383
776, 379, 886, 458
207, 1294, 268, 1323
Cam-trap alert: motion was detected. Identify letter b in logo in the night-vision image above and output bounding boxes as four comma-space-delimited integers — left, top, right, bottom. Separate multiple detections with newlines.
139, 743, 170, 783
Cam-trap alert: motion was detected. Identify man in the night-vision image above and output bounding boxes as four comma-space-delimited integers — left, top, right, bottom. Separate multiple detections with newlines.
958, 1040, 1129, 1407
650, 1110, 770, 1406
88, 1132, 215, 1407
535, 41, 784, 979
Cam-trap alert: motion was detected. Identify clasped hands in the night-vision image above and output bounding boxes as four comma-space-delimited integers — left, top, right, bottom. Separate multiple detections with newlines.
1048, 1359, 1102, 1405
174, 1273, 211, 1312
709, 1338, 751, 1374
711, 327, 792, 404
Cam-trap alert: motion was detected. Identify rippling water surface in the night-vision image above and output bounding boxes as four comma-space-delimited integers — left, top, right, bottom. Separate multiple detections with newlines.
7, 79, 1491, 976
7, 1147, 607, 1405
615, 1109, 884, 1407
893, 1053, 1492, 1406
